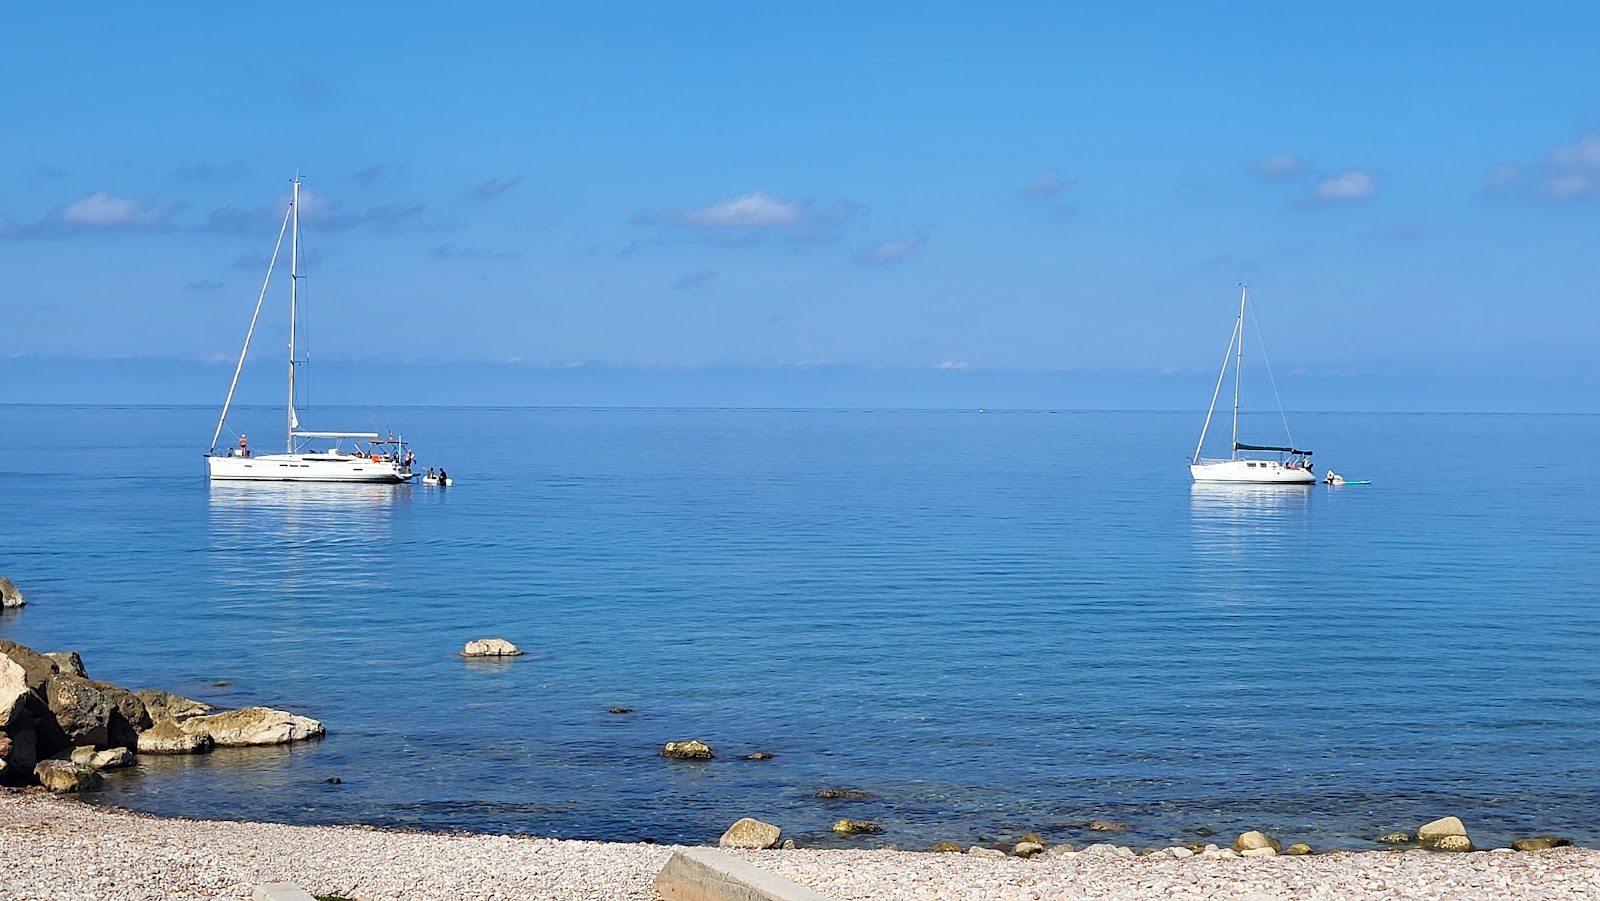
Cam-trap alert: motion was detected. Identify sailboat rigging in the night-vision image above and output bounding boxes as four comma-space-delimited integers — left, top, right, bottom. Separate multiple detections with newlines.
1189, 286, 1316, 484
205, 177, 423, 483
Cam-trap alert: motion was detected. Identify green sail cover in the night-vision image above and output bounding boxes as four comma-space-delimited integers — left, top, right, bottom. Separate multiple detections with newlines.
1235, 442, 1313, 455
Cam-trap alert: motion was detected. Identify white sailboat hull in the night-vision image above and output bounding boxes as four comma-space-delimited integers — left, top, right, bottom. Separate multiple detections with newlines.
206, 453, 414, 483
1190, 459, 1316, 484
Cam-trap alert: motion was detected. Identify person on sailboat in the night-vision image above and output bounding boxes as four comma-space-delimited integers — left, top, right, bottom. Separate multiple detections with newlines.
239, 434, 250, 458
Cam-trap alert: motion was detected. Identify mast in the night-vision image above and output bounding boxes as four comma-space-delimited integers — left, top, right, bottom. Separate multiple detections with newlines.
287, 176, 299, 453
1230, 284, 1247, 459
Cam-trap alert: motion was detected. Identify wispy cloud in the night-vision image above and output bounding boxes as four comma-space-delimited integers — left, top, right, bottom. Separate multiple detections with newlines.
673, 269, 717, 290
185, 279, 224, 291
1022, 171, 1076, 199
631, 191, 861, 238
1250, 153, 1301, 177
430, 243, 520, 262
204, 187, 426, 234
1312, 170, 1376, 203
937, 360, 969, 370
354, 163, 391, 187
0, 191, 184, 238
853, 233, 928, 266
1545, 134, 1600, 200
470, 176, 524, 200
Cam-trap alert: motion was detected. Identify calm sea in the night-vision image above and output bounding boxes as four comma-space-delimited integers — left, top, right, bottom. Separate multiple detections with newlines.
2, 404, 1598, 850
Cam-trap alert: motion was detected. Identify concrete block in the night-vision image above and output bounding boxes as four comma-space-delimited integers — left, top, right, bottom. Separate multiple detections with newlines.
251, 884, 317, 901
655, 847, 833, 901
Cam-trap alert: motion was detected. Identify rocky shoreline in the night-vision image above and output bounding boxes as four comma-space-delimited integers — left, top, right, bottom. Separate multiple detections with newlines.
1, 637, 324, 793
3, 791, 1597, 901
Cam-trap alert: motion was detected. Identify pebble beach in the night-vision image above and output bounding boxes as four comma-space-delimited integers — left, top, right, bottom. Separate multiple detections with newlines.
4, 792, 1596, 901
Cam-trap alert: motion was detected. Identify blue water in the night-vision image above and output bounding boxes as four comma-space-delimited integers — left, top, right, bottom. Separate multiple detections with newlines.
2, 404, 1598, 850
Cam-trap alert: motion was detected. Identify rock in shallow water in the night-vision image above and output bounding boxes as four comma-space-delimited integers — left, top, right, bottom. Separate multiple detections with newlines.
1233, 830, 1282, 854
1417, 816, 1472, 851
34, 759, 101, 792
815, 788, 874, 799
1512, 836, 1572, 851
461, 638, 523, 658
718, 817, 781, 850
137, 719, 213, 755
932, 842, 963, 853
0, 577, 24, 609
1012, 840, 1045, 858
831, 819, 881, 835
68, 746, 133, 770
1088, 820, 1132, 831
1379, 831, 1414, 844
134, 689, 213, 723
660, 740, 714, 760
181, 707, 324, 747
1286, 843, 1313, 855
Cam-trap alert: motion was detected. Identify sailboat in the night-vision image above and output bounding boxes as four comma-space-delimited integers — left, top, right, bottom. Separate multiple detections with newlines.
1189, 286, 1316, 484
205, 177, 419, 484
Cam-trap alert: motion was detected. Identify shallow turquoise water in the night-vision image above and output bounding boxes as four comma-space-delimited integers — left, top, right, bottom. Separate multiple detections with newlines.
1, 405, 1598, 850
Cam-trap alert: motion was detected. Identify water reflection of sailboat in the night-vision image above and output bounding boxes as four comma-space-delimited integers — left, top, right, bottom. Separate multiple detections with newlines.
208, 482, 404, 599
1190, 481, 1311, 546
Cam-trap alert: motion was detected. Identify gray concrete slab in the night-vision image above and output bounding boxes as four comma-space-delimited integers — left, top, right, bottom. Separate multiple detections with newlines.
655, 847, 834, 901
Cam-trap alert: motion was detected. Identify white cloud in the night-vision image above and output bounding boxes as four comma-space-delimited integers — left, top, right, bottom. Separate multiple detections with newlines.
1544, 134, 1600, 201
937, 360, 969, 370
1022, 171, 1076, 198
1312, 170, 1376, 203
57, 192, 177, 228
854, 234, 928, 265
1251, 153, 1301, 177
632, 191, 860, 233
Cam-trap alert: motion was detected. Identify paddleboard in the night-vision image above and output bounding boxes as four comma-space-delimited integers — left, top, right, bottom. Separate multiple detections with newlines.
1328, 480, 1371, 486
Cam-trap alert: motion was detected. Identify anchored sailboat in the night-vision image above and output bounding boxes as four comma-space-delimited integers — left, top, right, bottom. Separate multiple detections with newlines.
1190, 286, 1315, 484
205, 177, 419, 484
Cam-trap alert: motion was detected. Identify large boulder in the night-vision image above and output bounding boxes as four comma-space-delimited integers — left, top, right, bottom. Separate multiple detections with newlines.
135, 689, 213, 723
461, 639, 523, 658
718, 817, 782, 850
661, 740, 714, 760
1233, 830, 1282, 856
0, 577, 23, 609
1417, 816, 1472, 851
0, 656, 28, 728
44, 652, 86, 678
137, 719, 213, 755
43, 673, 115, 748
181, 707, 324, 747
69, 746, 134, 770
42, 674, 145, 750
1, 715, 39, 783
0, 640, 59, 692
33, 759, 102, 793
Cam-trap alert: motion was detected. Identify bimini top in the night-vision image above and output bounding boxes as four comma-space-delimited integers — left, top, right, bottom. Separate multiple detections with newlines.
291, 430, 382, 440
1235, 442, 1312, 455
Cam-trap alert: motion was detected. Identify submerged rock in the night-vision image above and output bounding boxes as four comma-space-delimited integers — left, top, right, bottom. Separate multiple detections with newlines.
718, 817, 782, 850
660, 740, 714, 760
1088, 820, 1132, 832
33, 759, 101, 793
1512, 836, 1572, 851
815, 788, 874, 799
608, 707, 633, 715
181, 707, 324, 747
1379, 831, 1414, 844
743, 751, 775, 760
831, 819, 881, 835
0, 577, 24, 609
461, 638, 523, 658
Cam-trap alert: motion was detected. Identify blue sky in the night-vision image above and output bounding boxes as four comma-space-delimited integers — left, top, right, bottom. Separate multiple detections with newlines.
2, 2, 1597, 403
